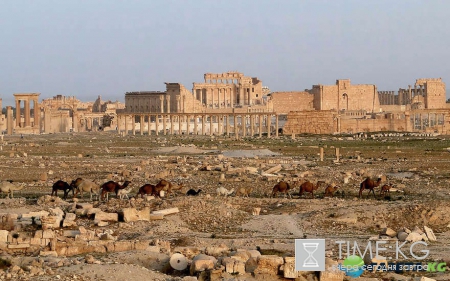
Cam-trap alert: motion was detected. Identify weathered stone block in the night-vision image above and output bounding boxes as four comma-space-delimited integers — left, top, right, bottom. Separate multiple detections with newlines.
122, 207, 150, 222
95, 212, 118, 222
114, 241, 133, 252
190, 259, 214, 276
233, 261, 246, 275
0, 230, 8, 242
320, 271, 344, 281
65, 213, 76, 221
42, 230, 55, 239
424, 226, 436, 241
254, 255, 283, 275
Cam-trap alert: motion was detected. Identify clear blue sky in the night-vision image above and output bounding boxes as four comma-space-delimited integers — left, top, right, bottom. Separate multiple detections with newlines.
1, 0, 449, 106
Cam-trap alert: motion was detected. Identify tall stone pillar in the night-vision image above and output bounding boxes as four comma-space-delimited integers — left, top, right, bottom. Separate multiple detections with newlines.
178, 115, 182, 135
140, 115, 144, 135
166, 96, 171, 113
209, 115, 213, 136
211, 89, 214, 108
155, 115, 159, 136
160, 96, 164, 113
226, 115, 230, 136
218, 90, 221, 109
420, 114, 423, 130
132, 115, 136, 135
202, 115, 205, 135
163, 114, 167, 135
15, 99, 21, 127
242, 115, 246, 137
24, 99, 30, 127
33, 99, 40, 131
176, 96, 181, 112
170, 115, 174, 135
117, 115, 121, 134
194, 115, 198, 135
217, 116, 222, 135
250, 115, 254, 137
124, 115, 128, 135
186, 115, 190, 135
230, 88, 233, 107
408, 85, 412, 103
259, 115, 263, 138
234, 115, 238, 139
267, 114, 271, 137
239, 87, 243, 105
275, 115, 279, 138
6, 106, 13, 135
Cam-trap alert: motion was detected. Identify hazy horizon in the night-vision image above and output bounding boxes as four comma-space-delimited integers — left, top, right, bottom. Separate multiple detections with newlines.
1, 0, 449, 106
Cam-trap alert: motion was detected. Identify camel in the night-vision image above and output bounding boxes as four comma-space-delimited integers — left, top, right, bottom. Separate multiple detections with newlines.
379, 184, 392, 197
299, 180, 325, 199
216, 186, 234, 196
155, 179, 184, 197
271, 181, 292, 198
100, 180, 131, 201
71, 178, 100, 201
135, 184, 157, 199
359, 177, 382, 198
51, 180, 74, 200
0, 181, 24, 199
324, 184, 339, 197
117, 186, 134, 199
235, 187, 253, 198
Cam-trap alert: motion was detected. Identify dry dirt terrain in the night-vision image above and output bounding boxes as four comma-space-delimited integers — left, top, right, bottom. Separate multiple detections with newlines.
1, 132, 450, 281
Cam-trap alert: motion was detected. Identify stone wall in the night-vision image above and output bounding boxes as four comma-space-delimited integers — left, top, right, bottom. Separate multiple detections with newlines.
283, 111, 336, 134
268, 92, 313, 114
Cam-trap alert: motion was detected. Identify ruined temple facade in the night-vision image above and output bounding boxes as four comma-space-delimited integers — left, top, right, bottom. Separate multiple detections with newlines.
283, 78, 450, 135
124, 72, 270, 115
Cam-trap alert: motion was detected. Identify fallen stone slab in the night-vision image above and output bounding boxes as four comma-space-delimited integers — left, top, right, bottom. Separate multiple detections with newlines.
254, 255, 284, 275
423, 226, 436, 241
122, 207, 150, 222
151, 207, 179, 216
94, 212, 118, 222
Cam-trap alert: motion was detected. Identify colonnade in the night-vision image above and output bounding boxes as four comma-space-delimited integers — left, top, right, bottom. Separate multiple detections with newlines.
410, 112, 445, 131
116, 113, 279, 138
193, 87, 252, 109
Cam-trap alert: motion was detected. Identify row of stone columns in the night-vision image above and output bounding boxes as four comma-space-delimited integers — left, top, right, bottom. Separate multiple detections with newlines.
15, 98, 39, 128
412, 113, 445, 130
117, 113, 279, 138
193, 86, 252, 108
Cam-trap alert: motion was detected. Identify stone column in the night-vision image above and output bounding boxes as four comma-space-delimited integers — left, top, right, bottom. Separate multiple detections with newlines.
239, 87, 243, 105
250, 115, 254, 136
33, 99, 40, 130
24, 99, 30, 127
178, 115, 182, 135
6, 106, 13, 135
124, 115, 129, 135
201, 115, 205, 135
132, 115, 136, 135
117, 115, 121, 134
194, 115, 198, 135
155, 115, 159, 136
420, 113, 423, 130
258, 115, 262, 138
226, 115, 230, 136
398, 89, 402, 105
242, 115, 246, 137
140, 115, 144, 135
218, 115, 222, 135
176, 96, 181, 112
218, 89, 221, 109
320, 147, 324, 161
209, 115, 213, 136
230, 87, 233, 107
335, 148, 340, 162
186, 115, 190, 135
275, 115, 279, 137
170, 115, 174, 135
166, 95, 171, 113
408, 85, 412, 103
160, 96, 164, 113
15, 99, 21, 127
267, 114, 271, 137
163, 114, 167, 135
234, 114, 238, 139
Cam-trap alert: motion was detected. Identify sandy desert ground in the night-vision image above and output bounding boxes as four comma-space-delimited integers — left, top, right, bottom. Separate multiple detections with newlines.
0, 131, 450, 281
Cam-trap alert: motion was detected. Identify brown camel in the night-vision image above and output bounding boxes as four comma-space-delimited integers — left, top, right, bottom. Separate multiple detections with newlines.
135, 184, 157, 198
271, 181, 292, 198
359, 177, 382, 198
379, 184, 392, 197
100, 180, 131, 201
324, 184, 340, 197
299, 180, 324, 199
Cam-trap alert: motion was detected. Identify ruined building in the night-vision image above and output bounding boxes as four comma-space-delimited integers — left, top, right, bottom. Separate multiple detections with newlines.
283, 78, 450, 135
124, 72, 272, 114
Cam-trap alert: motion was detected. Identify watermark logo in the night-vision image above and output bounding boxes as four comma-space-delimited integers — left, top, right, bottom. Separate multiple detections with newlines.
295, 239, 325, 271
341, 255, 365, 278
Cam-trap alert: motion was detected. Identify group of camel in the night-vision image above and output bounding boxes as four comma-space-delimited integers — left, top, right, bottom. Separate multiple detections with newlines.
271, 177, 392, 199
0, 175, 392, 201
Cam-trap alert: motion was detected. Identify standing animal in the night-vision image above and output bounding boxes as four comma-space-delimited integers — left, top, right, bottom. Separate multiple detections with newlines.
186, 189, 202, 196
359, 177, 382, 198
0, 181, 24, 199
100, 180, 131, 201
299, 180, 324, 199
117, 186, 134, 199
324, 184, 339, 197
155, 179, 184, 197
135, 184, 157, 198
216, 186, 234, 196
71, 178, 101, 200
271, 181, 292, 198
235, 186, 253, 198
379, 184, 392, 197
51, 180, 74, 200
